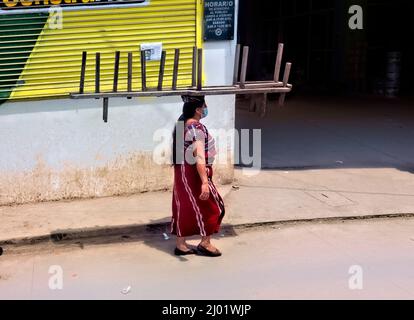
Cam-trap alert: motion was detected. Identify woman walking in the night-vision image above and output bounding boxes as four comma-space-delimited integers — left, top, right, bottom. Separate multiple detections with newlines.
171, 95, 225, 257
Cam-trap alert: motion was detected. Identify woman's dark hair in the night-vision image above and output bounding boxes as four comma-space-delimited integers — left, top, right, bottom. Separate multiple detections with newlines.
172, 96, 205, 165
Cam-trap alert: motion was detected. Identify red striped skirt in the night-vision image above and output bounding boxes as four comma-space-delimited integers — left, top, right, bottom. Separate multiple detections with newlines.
171, 164, 225, 237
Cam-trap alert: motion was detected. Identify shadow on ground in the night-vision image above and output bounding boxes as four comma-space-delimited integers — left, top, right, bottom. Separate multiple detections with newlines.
0, 218, 239, 259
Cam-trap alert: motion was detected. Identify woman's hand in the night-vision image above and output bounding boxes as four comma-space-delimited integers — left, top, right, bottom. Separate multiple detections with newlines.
199, 182, 210, 201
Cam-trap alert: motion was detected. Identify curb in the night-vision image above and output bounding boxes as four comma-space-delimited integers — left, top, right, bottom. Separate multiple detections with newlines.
1, 212, 414, 255
0, 185, 235, 252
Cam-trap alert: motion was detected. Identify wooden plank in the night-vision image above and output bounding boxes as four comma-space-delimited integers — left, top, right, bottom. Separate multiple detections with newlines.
249, 93, 269, 116
103, 97, 109, 123
192, 46, 197, 87
113, 51, 120, 92
140, 49, 147, 91
249, 93, 259, 112
236, 80, 284, 85
158, 50, 166, 91
95, 52, 100, 94
79, 51, 87, 94
274, 43, 284, 82
260, 93, 268, 118
279, 62, 292, 106
127, 52, 133, 98
233, 44, 241, 85
282, 63, 292, 85
73, 45, 294, 111
236, 82, 284, 89
239, 46, 249, 89
71, 86, 292, 99
73, 83, 291, 95
172, 49, 180, 90
197, 48, 203, 90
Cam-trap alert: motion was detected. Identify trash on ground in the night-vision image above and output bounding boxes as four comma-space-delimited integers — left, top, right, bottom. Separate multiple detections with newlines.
121, 286, 132, 295
163, 233, 170, 240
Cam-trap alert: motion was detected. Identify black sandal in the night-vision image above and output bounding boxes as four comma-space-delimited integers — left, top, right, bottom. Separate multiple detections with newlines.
174, 247, 197, 256
197, 244, 222, 257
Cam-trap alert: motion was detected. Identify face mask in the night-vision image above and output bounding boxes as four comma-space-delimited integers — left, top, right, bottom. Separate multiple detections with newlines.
201, 107, 208, 119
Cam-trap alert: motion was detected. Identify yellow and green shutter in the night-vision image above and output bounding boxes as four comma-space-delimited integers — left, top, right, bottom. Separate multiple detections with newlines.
0, 0, 203, 103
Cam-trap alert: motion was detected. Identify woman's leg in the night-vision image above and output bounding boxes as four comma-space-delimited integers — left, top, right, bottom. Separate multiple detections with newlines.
199, 236, 221, 253
176, 236, 191, 251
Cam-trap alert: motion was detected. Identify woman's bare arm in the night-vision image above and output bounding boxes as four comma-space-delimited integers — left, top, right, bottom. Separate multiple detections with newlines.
194, 140, 210, 200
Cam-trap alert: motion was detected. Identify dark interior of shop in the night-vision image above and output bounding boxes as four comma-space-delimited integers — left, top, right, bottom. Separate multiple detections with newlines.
235, 0, 414, 171
237, 0, 414, 98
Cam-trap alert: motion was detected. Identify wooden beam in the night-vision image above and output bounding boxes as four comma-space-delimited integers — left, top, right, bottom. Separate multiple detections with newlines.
127, 52, 133, 99
140, 49, 147, 91
192, 46, 197, 87
79, 51, 87, 94
249, 93, 259, 112
236, 82, 285, 89
103, 97, 109, 123
95, 52, 100, 95
279, 62, 292, 106
71, 86, 292, 99
274, 43, 284, 82
113, 51, 120, 92
239, 46, 249, 89
158, 50, 166, 91
233, 44, 241, 85
197, 48, 203, 91
172, 49, 180, 90
260, 93, 268, 118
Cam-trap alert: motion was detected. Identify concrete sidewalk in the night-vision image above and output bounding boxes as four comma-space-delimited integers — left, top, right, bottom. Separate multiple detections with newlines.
1, 167, 414, 246
0, 184, 232, 244
228, 167, 414, 223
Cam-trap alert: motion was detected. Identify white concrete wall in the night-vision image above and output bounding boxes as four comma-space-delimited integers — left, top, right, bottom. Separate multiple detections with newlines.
0, 1, 239, 206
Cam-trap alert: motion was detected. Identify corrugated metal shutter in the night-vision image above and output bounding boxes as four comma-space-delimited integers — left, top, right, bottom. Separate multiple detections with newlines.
0, 0, 201, 101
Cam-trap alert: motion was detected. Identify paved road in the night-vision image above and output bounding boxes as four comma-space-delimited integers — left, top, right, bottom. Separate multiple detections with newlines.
1, 218, 414, 300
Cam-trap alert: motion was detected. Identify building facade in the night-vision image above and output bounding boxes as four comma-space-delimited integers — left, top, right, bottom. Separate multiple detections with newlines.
0, 0, 238, 205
